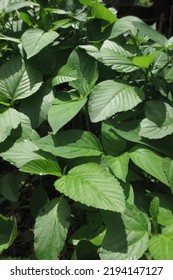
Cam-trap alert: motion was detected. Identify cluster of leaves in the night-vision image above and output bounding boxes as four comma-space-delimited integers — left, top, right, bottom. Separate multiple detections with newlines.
0, 0, 173, 260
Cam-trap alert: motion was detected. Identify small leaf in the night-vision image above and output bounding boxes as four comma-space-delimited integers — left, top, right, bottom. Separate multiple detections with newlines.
89, 80, 144, 122
34, 197, 70, 260
48, 93, 87, 134
132, 52, 160, 69
0, 214, 17, 254
140, 101, 173, 139
0, 56, 42, 102
54, 163, 125, 212
21, 29, 59, 59
20, 159, 62, 177
35, 129, 102, 158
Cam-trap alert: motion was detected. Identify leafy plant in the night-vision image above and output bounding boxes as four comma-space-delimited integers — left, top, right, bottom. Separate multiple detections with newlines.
0, 0, 173, 260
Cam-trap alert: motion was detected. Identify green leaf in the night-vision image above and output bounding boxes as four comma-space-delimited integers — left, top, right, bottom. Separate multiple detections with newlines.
48, 93, 87, 134
132, 52, 160, 69
109, 16, 142, 39
21, 29, 59, 59
0, 214, 17, 254
132, 21, 168, 46
34, 197, 70, 260
0, 108, 21, 143
140, 101, 173, 139
81, 42, 138, 73
52, 64, 78, 86
0, 140, 44, 168
113, 119, 173, 158
106, 152, 129, 182
0, 56, 42, 102
54, 163, 125, 212
0, 34, 21, 44
91, 1, 116, 25
149, 197, 159, 234
20, 159, 62, 177
61, 49, 99, 96
0, 171, 26, 202
130, 145, 170, 186
0, 0, 39, 13
34, 130, 102, 158
158, 207, 173, 227
149, 232, 173, 260
101, 121, 126, 156
100, 203, 151, 260
163, 158, 173, 190
30, 185, 49, 218
89, 80, 144, 122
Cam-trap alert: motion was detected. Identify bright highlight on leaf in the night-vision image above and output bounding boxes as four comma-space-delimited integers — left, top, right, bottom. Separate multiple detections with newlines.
89, 80, 144, 122
21, 28, 59, 59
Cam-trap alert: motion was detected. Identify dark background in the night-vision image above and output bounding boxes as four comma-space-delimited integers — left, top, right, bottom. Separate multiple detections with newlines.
104, 0, 173, 37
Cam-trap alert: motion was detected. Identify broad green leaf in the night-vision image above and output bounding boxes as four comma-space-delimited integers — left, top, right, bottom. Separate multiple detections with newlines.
0, 171, 26, 202
1, 1, 39, 14
34, 197, 70, 260
20, 159, 62, 177
0, 56, 42, 102
100, 203, 151, 260
109, 16, 142, 39
140, 101, 173, 139
130, 145, 170, 186
48, 93, 87, 134
34, 130, 102, 158
0, 140, 44, 168
54, 163, 125, 212
132, 21, 168, 46
81, 43, 138, 73
19, 83, 54, 128
89, 80, 144, 122
106, 152, 129, 182
113, 120, 173, 158
158, 207, 173, 227
0, 108, 21, 143
163, 158, 173, 189
91, 1, 116, 26
132, 52, 160, 69
21, 29, 59, 59
101, 121, 126, 156
52, 64, 78, 86
0, 214, 17, 254
64, 49, 99, 96
149, 232, 173, 260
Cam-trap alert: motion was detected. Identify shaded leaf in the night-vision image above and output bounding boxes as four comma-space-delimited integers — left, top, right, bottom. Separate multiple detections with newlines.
35, 129, 102, 158
0, 214, 17, 254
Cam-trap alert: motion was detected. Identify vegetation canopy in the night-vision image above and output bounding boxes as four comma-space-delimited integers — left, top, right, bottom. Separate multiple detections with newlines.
0, 0, 173, 260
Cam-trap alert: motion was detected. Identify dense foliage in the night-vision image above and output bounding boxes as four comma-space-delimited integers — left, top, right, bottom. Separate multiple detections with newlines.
0, 0, 173, 260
